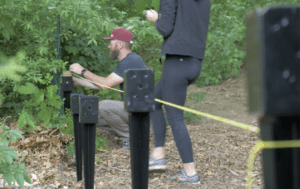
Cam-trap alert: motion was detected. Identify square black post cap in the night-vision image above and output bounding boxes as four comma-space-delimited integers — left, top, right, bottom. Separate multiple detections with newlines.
246, 6, 300, 115
62, 76, 73, 92
79, 95, 99, 124
71, 94, 84, 115
124, 69, 155, 112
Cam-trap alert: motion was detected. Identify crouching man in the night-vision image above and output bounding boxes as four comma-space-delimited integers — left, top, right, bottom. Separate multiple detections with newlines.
70, 28, 147, 150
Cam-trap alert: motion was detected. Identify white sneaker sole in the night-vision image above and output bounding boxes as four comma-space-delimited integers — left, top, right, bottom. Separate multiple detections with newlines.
149, 165, 167, 171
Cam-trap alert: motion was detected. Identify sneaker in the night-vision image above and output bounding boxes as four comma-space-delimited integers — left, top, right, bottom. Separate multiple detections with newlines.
121, 141, 130, 150
164, 170, 200, 184
149, 156, 167, 171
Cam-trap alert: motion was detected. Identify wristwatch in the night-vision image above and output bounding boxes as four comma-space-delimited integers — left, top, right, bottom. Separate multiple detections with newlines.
81, 69, 87, 77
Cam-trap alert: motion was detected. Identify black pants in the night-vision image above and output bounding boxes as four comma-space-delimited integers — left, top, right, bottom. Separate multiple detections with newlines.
150, 54, 202, 164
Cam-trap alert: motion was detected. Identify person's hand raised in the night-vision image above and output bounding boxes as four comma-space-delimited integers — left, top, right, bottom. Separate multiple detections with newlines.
146, 9, 158, 24
69, 63, 85, 75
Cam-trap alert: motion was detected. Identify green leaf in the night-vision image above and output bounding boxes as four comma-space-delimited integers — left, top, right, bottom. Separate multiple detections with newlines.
5, 151, 18, 161
33, 90, 44, 103
2, 102, 15, 108
17, 82, 37, 94
48, 98, 61, 109
14, 172, 24, 188
4, 154, 13, 164
79, 20, 83, 28
3, 172, 13, 185
153, 0, 160, 12
1, 137, 8, 146
6, 24, 15, 36
135, 0, 147, 14
23, 172, 31, 184
2, 28, 10, 40
40, 106, 51, 124
87, 39, 93, 46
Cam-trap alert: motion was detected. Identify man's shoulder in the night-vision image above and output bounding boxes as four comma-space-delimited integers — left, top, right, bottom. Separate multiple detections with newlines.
122, 52, 145, 66
126, 52, 143, 62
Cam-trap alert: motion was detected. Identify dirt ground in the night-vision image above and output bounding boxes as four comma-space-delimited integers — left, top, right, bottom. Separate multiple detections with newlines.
0, 68, 263, 189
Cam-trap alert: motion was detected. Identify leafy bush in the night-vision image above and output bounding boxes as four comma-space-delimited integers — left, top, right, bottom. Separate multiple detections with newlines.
197, 0, 300, 86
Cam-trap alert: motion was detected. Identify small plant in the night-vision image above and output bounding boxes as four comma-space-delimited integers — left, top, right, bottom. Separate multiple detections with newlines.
95, 131, 108, 154
0, 119, 31, 188
184, 106, 202, 124
187, 92, 206, 104
65, 141, 75, 157
20, 151, 28, 163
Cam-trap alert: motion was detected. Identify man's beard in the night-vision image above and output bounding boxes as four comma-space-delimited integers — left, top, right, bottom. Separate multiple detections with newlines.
110, 49, 119, 60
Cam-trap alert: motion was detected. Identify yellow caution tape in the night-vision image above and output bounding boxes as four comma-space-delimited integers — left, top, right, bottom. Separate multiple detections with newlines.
246, 140, 300, 189
154, 99, 259, 133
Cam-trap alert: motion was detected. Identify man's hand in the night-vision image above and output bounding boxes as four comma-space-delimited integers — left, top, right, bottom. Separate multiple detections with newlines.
146, 9, 158, 24
69, 63, 85, 75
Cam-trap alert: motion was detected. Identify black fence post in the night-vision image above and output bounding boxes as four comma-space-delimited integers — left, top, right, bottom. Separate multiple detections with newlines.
52, 14, 63, 115
79, 95, 98, 189
71, 93, 84, 182
62, 71, 73, 113
246, 6, 300, 189
124, 69, 155, 189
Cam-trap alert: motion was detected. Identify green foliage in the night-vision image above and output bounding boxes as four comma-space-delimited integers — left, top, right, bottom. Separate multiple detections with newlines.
16, 82, 63, 133
95, 131, 108, 153
65, 141, 75, 157
184, 106, 202, 125
56, 108, 74, 135
0, 52, 27, 111
0, 52, 32, 188
0, 51, 27, 82
0, 52, 67, 122
195, 0, 298, 87
187, 92, 206, 104
0, 122, 31, 188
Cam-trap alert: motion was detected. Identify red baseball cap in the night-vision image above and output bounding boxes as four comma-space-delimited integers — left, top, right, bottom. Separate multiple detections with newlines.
103, 28, 134, 44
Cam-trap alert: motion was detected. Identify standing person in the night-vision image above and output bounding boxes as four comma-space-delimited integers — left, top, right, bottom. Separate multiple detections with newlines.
69, 28, 147, 150
146, 0, 211, 183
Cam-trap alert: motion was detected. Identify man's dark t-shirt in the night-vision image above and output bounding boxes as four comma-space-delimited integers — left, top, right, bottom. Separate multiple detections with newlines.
113, 52, 147, 101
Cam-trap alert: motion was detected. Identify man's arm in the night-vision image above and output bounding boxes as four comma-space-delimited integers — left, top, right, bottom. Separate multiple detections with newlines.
83, 70, 124, 90
72, 76, 102, 90
155, 0, 177, 37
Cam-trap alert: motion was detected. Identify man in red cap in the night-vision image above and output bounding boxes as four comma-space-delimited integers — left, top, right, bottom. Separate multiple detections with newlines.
70, 28, 147, 150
